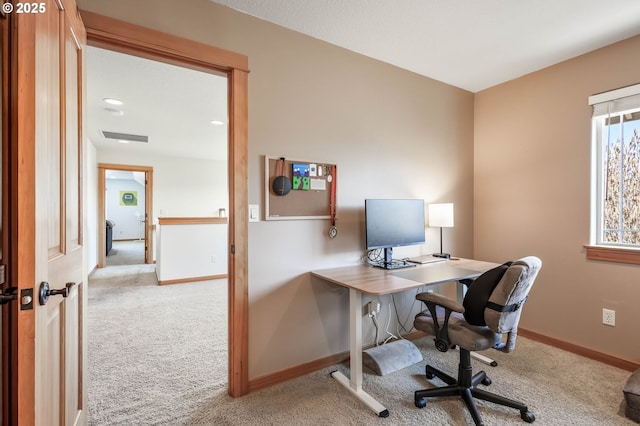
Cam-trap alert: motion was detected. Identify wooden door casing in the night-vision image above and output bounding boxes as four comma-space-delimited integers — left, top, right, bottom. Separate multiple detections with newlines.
97, 163, 153, 268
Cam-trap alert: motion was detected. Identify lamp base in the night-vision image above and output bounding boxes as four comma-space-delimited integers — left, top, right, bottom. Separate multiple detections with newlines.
432, 252, 451, 259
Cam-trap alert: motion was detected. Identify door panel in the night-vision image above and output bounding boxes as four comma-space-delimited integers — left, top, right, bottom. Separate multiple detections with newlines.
64, 23, 81, 250
41, 1, 62, 258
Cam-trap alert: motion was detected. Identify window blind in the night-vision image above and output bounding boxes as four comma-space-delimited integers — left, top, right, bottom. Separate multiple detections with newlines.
590, 83, 640, 117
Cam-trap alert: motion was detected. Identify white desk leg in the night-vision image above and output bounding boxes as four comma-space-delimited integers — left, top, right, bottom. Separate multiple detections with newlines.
330, 288, 389, 418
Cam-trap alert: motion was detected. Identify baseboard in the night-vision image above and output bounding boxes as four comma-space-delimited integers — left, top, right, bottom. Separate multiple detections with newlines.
248, 351, 350, 393
519, 328, 639, 372
247, 332, 427, 393
157, 274, 227, 285
246, 329, 639, 395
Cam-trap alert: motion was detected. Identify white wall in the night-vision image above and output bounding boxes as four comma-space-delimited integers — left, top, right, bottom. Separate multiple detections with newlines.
85, 146, 227, 270
156, 223, 227, 282
98, 149, 227, 218
106, 177, 145, 240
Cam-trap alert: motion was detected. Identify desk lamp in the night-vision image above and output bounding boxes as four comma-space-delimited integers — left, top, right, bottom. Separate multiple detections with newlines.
429, 203, 454, 259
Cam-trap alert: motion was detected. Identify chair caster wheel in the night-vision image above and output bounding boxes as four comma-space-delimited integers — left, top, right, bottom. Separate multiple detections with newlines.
521, 411, 535, 423
482, 376, 492, 386
415, 398, 426, 408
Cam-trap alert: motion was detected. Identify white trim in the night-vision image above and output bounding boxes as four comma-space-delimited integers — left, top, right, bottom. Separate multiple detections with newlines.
589, 83, 640, 105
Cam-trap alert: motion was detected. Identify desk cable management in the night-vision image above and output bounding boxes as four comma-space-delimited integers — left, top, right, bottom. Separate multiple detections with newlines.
362, 249, 428, 340
362, 249, 411, 268
370, 303, 398, 346
367, 289, 428, 346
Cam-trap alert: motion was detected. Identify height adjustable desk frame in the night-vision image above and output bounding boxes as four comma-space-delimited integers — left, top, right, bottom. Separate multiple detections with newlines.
311, 258, 498, 418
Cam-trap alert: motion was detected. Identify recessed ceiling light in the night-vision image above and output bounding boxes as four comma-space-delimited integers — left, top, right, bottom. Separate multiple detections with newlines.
117, 140, 129, 144
210, 120, 224, 125
104, 108, 124, 116
103, 98, 123, 106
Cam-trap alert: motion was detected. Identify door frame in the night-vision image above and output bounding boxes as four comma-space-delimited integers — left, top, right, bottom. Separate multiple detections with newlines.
1, 7, 13, 423
97, 163, 153, 267
80, 11, 250, 397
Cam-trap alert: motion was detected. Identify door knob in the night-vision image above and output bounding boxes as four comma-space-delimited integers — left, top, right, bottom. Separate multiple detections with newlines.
38, 282, 76, 305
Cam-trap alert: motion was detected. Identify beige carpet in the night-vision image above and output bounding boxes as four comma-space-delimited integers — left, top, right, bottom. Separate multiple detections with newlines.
106, 240, 145, 266
88, 267, 636, 425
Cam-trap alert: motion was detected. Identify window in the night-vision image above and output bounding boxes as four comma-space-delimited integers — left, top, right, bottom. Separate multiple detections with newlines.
588, 84, 640, 263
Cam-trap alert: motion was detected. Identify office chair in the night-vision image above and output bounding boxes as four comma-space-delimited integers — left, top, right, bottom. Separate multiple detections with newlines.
413, 256, 542, 425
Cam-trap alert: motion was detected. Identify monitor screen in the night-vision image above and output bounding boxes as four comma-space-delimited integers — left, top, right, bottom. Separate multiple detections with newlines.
365, 199, 426, 250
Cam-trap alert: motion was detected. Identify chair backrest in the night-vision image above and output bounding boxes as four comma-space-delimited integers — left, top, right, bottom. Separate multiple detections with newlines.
463, 256, 542, 352
485, 256, 541, 332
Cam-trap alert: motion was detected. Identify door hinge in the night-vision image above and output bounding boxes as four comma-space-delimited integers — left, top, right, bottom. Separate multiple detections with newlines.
0, 286, 17, 305
0, 264, 5, 285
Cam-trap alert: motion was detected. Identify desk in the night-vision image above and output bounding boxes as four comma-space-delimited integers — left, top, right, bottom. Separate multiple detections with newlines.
311, 258, 498, 417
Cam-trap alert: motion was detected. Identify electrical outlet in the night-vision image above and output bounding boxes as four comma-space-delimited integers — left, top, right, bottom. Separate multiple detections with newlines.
210, 255, 216, 263
602, 308, 615, 326
365, 301, 381, 317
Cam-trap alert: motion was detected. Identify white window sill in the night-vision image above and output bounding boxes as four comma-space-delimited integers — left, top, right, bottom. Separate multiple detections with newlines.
585, 245, 640, 265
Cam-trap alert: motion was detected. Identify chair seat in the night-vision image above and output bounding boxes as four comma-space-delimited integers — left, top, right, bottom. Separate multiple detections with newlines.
414, 307, 501, 352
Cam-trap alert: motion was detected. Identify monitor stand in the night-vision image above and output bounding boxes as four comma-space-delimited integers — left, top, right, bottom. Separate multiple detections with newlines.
372, 248, 415, 270
383, 247, 393, 265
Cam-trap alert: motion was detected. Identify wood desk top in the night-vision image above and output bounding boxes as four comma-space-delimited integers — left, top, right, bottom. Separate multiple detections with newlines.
311, 258, 498, 295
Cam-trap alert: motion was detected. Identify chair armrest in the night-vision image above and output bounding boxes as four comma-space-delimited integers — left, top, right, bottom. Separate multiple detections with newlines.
459, 278, 474, 288
415, 292, 464, 352
416, 292, 464, 313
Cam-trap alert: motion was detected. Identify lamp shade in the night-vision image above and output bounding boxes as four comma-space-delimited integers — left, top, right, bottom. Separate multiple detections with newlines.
429, 203, 454, 228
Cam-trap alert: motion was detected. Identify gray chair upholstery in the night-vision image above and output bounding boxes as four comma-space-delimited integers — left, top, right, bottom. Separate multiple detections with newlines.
413, 256, 542, 426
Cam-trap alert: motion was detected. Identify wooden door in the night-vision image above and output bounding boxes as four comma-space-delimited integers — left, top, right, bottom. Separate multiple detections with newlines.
14, 1, 87, 424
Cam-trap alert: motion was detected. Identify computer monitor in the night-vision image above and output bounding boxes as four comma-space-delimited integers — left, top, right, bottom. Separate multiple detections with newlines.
365, 199, 426, 269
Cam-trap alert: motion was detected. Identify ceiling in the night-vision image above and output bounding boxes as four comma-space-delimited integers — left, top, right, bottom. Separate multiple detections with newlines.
211, 0, 640, 93
87, 2, 640, 161
86, 46, 228, 161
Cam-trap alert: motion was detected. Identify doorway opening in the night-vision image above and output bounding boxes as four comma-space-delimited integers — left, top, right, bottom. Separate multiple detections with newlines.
98, 165, 153, 267
105, 169, 145, 267
82, 10, 249, 398
87, 39, 233, 417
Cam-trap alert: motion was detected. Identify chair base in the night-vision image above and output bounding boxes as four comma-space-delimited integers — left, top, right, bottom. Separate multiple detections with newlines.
414, 350, 535, 426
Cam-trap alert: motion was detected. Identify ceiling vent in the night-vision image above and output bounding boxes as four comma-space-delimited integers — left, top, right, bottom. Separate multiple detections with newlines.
101, 130, 149, 143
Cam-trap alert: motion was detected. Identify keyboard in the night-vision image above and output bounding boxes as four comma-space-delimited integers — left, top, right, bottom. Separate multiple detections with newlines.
407, 255, 447, 265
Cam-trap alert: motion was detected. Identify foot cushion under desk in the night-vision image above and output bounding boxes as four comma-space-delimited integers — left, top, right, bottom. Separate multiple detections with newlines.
363, 339, 423, 376
625, 368, 640, 423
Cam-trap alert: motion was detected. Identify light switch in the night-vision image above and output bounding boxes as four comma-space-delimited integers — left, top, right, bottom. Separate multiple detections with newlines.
249, 204, 259, 222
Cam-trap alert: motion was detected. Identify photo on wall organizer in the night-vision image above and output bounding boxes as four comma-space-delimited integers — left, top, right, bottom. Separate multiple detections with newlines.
292, 163, 310, 190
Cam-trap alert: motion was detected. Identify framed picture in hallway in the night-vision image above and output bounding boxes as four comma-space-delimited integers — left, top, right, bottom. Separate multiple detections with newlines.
120, 191, 138, 206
